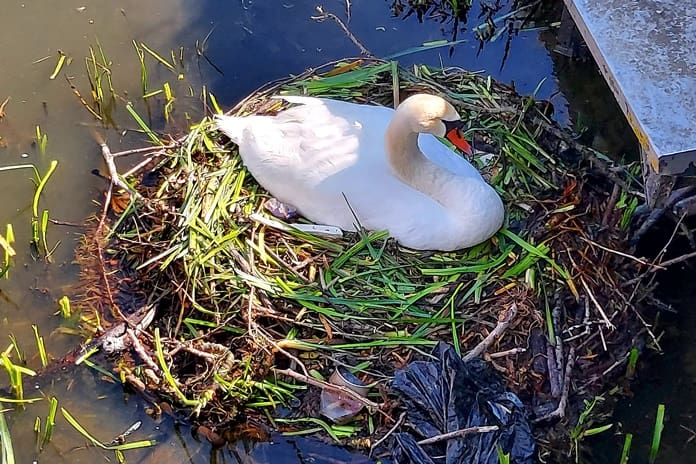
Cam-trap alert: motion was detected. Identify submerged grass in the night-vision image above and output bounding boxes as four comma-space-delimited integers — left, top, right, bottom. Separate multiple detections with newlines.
649, 404, 665, 464
0, 403, 15, 464
61, 408, 156, 452
40, 397, 58, 450
0, 225, 15, 279
79, 59, 651, 457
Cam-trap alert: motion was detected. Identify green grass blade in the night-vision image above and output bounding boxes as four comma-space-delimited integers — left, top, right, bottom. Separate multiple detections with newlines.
649, 404, 665, 464
140, 42, 176, 71
48, 51, 67, 80
125, 103, 162, 145
32, 325, 48, 368
41, 397, 58, 449
619, 433, 632, 464
0, 402, 15, 464
32, 160, 58, 218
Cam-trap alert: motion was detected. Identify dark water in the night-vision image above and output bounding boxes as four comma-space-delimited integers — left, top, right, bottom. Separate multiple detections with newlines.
0, 0, 682, 462
585, 261, 696, 464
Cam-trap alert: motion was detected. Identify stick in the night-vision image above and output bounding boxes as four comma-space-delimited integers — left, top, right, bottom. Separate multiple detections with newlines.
579, 277, 615, 330
311, 6, 373, 57
370, 412, 406, 456
93, 152, 120, 316
99, 141, 143, 200
110, 143, 177, 158
654, 211, 687, 263
273, 367, 383, 413
547, 343, 561, 397
417, 425, 499, 445
126, 329, 161, 374
624, 211, 688, 286
169, 342, 218, 363
533, 347, 575, 423
463, 303, 517, 362
601, 183, 620, 228
487, 347, 526, 359
646, 249, 696, 272
579, 237, 662, 269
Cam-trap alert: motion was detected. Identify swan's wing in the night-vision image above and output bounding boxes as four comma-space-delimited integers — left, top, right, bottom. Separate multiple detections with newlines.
229, 98, 386, 214
274, 98, 395, 172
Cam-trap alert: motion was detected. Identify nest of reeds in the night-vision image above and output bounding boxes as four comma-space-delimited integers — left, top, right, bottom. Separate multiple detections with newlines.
77, 58, 655, 457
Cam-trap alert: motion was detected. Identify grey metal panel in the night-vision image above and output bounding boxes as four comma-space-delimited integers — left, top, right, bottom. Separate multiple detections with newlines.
563, 0, 696, 175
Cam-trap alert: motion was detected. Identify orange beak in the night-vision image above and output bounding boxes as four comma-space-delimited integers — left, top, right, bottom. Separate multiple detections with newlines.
444, 121, 473, 156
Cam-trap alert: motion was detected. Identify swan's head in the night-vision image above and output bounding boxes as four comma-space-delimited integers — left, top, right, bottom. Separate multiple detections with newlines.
397, 94, 472, 155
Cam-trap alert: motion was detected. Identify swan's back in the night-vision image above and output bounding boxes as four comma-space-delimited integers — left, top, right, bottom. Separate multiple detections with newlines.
217, 96, 484, 177
216, 96, 501, 250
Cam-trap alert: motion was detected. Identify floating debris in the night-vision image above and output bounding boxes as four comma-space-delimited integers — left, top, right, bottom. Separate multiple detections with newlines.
320, 367, 371, 425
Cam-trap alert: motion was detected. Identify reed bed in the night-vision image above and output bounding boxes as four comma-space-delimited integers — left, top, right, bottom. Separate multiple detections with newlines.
78, 59, 653, 457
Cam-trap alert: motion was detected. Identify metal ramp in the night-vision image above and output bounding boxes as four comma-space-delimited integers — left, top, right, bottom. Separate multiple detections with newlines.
560, 0, 696, 211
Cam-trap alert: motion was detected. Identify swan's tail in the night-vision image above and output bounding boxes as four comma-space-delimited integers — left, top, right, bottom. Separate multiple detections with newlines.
214, 114, 248, 144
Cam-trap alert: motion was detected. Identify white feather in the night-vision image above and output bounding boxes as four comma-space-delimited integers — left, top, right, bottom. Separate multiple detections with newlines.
216, 94, 504, 251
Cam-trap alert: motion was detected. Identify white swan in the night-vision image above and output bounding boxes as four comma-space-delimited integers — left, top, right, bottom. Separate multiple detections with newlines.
215, 94, 504, 251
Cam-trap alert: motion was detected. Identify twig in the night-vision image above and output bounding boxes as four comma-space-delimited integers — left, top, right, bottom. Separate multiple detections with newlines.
487, 347, 526, 359
312, 6, 373, 57
579, 236, 662, 269
463, 303, 517, 362
126, 329, 161, 374
533, 347, 575, 423
578, 352, 631, 390
598, 324, 607, 352
370, 411, 406, 456
92, 151, 120, 316
65, 75, 102, 120
601, 183, 620, 227
416, 425, 499, 445
547, 342, 561, 397
631, 305, 662, 352
122, 156, 155, 178
48, 218, 86, 227
168, 341, 218, 363
624, 211, 688, 287
110, 143, 177, 158
654, 211, 687, 263
273, 367, 383, 413
579, 277, 615, 330
99, 141, 143, 200
645, 249, 696, 272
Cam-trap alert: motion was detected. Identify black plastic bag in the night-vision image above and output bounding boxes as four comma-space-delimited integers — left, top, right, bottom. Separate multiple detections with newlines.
391, 342, 535, 464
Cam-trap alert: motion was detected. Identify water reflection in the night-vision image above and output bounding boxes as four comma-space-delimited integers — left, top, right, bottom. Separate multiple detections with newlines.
1, 0, 568, 462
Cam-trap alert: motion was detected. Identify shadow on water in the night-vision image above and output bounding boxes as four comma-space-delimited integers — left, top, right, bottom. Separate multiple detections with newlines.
583, 263, 696, 464
3, 0, 682, 462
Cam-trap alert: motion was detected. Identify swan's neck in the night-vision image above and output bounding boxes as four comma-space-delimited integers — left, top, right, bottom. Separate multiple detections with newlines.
385, 114, 460, 206
385, 117, 421, 179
